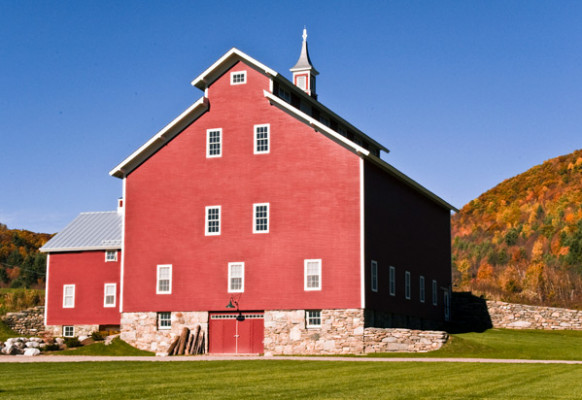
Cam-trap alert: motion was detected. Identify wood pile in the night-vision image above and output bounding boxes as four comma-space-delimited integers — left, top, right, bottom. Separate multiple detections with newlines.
167, 325, 205, 355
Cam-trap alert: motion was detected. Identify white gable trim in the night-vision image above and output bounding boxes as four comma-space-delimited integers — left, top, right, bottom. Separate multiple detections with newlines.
263, 90, 370, 156
191, 48, 278, 89
110, 96, 209, 178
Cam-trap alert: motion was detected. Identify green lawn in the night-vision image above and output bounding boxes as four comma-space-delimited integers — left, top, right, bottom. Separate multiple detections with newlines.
57, 338, 154, 356
0, 360, 580, 399
368, 328, 582, 360
0, 320, 21, 342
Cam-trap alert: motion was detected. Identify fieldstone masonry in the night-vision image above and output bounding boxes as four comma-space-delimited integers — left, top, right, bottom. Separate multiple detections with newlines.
2, 306, 45, 335
486, 300, 582, 330
363, 328, 448, 353
45, 324, 98, 338
120, 311, 208, 355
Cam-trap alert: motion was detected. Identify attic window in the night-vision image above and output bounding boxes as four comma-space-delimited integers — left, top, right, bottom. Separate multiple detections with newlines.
278, 87, 291, 103
230, 71, 246, 85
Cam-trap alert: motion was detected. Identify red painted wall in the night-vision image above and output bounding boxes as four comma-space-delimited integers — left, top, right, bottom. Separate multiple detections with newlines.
364, 160, 452, 321
46, 251, 121, 325
123, 61, 362, 313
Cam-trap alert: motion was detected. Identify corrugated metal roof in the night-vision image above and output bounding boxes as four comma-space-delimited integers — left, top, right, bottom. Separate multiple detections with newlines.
40, 211, 122, 252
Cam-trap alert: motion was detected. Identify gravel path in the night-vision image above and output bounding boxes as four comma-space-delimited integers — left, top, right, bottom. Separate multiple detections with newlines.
1, 355, 582, 364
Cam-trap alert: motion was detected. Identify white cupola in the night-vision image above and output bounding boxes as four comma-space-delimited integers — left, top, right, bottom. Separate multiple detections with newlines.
290, 28, 319, 99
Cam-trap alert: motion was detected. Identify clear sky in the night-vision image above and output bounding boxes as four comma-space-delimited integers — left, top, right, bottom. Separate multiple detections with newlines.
1, 1, 581, 233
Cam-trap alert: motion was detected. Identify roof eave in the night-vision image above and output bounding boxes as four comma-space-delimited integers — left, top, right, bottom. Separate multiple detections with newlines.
40, 245, 122, 253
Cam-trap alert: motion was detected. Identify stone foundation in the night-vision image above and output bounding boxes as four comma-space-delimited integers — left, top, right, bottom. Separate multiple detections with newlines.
363, 328, 448, 353
45, 324, 99, 338
120, 311, 208, 355
2, 306, 45, 335
487, 301, 582, 330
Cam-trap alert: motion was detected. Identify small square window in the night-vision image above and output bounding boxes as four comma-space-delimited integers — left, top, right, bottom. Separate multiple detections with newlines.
157, 312, 171, 330
104, 283, 116, 307
207, 129, 222, 158
105, 250, 117, 262
253, 203, 269, 233
157, 265, 172, 294
228, 262, 244, 293
304, 259, 322, 291
63, 325, 74, 337
254, 124, 270, 154
306, 310, 321, 328
230, 71, 246, 85
278, 87, 291, 103
405, 271, 411, 300
205, 206, 221, 236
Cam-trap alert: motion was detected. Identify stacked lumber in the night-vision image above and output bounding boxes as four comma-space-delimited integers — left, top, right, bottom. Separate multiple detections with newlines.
167, 325, 206, 355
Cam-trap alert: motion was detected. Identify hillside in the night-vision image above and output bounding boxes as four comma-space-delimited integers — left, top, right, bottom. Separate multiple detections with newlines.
0, 223, 52, 288
452, 149, 582, 308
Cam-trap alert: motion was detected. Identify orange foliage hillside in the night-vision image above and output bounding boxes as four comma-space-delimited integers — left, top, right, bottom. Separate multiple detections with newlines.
452, 149, 582, 308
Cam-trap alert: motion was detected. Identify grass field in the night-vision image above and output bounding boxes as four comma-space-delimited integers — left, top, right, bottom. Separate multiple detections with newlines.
0, 320, 21, 342
0, 360, 581, 399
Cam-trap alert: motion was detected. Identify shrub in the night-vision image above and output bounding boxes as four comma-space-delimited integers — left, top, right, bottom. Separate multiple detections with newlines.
44, 343, 61, 351
91, 331, 105, 341
64, 337, 82, 348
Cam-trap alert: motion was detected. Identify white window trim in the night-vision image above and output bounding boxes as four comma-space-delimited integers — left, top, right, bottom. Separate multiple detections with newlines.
253, 124, 270, 154
205, 205, 221, 236
371, 260, 378, 292
389, 266, 396, 296
206, 128, 222, 158
105, 250, 117, 262
157, 312, 172, 330
63, 284, 75, 308
432, 280, 438, 306
156, 264, 172, 295
103, 283, 117, 308
304, 259, 322, 291
305, 310, 322, 328
405, 271, 411, 300
230, 70, 247, 85
63, 325, 75, 337
253, 203, 269, 234
228, 262, 245, 293
419, 276, 425, 303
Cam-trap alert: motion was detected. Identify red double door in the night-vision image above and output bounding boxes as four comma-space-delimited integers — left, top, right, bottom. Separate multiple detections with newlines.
209, 312, 264, 354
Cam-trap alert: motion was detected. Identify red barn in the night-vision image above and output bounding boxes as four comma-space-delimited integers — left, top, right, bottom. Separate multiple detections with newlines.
42, 31, 456, 354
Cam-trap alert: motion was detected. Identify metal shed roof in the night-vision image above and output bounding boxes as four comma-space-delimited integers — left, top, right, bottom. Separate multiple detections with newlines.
40, 211, 122, 253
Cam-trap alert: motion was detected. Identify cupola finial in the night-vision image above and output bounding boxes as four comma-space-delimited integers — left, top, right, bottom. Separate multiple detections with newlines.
302, 27, 307, 42
290, 28, 319, 99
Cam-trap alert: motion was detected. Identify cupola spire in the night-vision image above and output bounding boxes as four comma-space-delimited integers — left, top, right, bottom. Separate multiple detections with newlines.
290, 28, 318, 99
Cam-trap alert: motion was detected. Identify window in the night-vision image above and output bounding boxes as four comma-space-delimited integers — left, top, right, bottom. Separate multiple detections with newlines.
253, 203, 269, 233
228, 262, 244, 293
419, 276, 425, 303
444, 290, 451, 321
405, 271, 411, 300
254, 124, 270, 154
371, 260, 378, 292
63, 284, 75, 308
230, 71, 246, 85
304, 259, 322, 291
63, 326, 74, 337
206, 129, 222, 158
104, 283, 116, 307
205, 206, 221, 235
389, 266, 396, 296
105, 250, 117, 262
157, 312, 171, 330
157, 265, 172, 294
432, 280, 438, 306
306, 310, 321, 328
278, 86, 291, 103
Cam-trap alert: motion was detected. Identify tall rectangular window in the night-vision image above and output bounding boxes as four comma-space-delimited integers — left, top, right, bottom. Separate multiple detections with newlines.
230, 71, 246, 85
254, 124, 270, 154
206, 129, 222, 158
157, 265, 172, 294
63, 284, 75, 308
228, 262, 244, 293
105, 250, 117, 262
432, 280, 438, 306
371, 260, 378, 292
419, 276, 425, 303
104, 283, 116, 307
205, 206, 221, 235
253, 203, 269, 233
304, 259, 322, 291
157, 312, 171, 330
405, 271, 411, 300
389, 266, 396, 296
306, 310, 321, 328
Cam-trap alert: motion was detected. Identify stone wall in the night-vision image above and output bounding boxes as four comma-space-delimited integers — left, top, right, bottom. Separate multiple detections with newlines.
363, 328, 448, 353
486, 301, 582, 330
2, 306, 45, 335
120, 311, 208, 355
45, 324, 99, 338
264, 309, 364, 355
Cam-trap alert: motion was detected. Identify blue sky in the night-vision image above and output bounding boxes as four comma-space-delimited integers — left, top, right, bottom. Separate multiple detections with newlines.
1, 1, 581, 233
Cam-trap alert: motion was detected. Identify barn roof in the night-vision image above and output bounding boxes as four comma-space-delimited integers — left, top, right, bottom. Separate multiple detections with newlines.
40, 211, 122, 253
